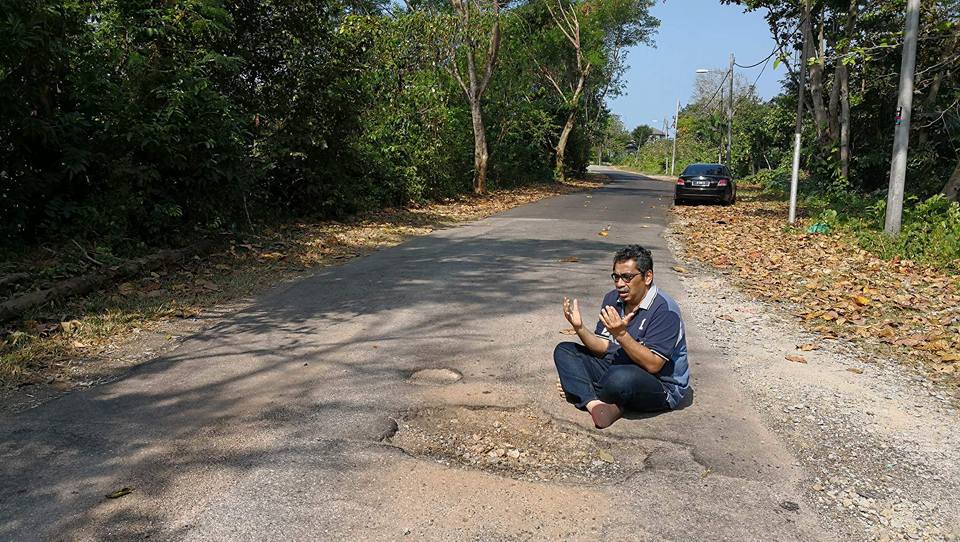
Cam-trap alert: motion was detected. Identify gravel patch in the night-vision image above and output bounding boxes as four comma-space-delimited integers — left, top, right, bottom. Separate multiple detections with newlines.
389, 406, 649, 483
667, 228, 960, 542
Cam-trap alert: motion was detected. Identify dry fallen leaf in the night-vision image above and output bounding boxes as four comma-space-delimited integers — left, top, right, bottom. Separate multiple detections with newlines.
597, 450, 614, 463
798, 343, 818, 351
598, 230, 609, 237
672, 266, 687, 273
717, 314, 735, 322
559, 328, 577, 335
846, 367, 864, 374
559, 256, 579, 263
105, 487, 133, 499
785, 354, 808, 364
195, 279, 220, 291
59, 320, 81, 334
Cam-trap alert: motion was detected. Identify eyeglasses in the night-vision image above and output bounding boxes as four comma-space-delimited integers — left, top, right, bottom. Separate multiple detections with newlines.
611, 272, 641, 283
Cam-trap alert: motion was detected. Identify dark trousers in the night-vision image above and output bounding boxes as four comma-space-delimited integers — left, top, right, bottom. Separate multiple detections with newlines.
553, 342, 670, 412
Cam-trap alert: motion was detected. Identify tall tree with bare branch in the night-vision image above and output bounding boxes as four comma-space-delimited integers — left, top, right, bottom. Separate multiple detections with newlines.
526, 0, 656, 180
446, 0, 503, 194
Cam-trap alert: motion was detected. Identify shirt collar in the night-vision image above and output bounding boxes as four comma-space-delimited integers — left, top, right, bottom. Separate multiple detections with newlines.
638, 284, 659, 311
616, 284, 659, 312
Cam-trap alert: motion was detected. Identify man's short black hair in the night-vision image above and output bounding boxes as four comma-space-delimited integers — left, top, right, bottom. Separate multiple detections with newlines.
613, 244, 653, 274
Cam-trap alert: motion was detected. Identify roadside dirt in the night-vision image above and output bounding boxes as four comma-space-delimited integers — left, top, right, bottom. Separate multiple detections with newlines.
666, 225, 960, 542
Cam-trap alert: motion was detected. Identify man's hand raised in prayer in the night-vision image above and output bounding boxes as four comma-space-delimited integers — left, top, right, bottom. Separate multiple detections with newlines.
562, 296, 583, 330
563, 297, 610, 357
599, 305, 636, 341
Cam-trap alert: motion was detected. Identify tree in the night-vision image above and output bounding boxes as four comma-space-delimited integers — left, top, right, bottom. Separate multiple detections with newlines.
631, 124, 654, 146
445, 0, 503, 194
724, 0, 959, 198
521, 0, 657, 180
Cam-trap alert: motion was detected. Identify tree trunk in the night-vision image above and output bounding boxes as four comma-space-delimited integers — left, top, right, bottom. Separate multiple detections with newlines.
839, 62, 851, 180
828, 62, 841, 141
448, 0, 501, 195
471, 102, 489, 193
838, 0, 857, 180
802, 1, 829, 142
943, 161, 960, 202
555, 111, 577, 181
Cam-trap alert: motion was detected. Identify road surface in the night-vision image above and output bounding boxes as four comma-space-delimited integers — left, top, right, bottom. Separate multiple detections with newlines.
0, 168, 838, 540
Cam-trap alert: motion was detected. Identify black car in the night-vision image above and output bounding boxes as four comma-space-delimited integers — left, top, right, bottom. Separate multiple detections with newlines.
675, 163, 737, 205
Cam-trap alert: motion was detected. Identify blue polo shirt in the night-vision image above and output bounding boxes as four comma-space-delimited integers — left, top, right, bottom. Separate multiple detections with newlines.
594, 285, 690, 408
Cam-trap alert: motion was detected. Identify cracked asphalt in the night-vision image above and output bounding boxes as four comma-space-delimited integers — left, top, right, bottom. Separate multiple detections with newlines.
0, 168, 841, 540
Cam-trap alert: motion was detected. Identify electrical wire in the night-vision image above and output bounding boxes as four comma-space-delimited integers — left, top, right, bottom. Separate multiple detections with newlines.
733, 54, 772, 115
696, 69, 730, 113
734, 49, 778, 69
734, 13, 807, 71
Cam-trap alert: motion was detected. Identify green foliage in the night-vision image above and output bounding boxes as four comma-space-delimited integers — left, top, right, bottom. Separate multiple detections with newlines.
743, 167, 793, 197
631, 125, 654, 146
804, 192, 960, 270
897, 196, 960, 268
0, 0, 657, 253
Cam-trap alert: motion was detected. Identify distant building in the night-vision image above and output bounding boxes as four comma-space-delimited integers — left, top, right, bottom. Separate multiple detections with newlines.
648, 128, 667, 141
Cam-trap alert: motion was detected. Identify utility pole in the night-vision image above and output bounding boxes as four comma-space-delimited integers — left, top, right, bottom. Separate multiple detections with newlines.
789, 4, 809, 225
727, 52, 734, 169
663, 117, 670, 174
884, 0, 921, 236
671, 98, 680, 175
718, 87, 725, 163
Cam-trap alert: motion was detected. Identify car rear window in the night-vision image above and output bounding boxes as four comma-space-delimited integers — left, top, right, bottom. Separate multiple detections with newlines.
682, 164, 725, 176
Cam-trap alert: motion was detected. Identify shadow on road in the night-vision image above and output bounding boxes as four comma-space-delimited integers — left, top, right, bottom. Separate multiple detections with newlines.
1, 210, 674, 538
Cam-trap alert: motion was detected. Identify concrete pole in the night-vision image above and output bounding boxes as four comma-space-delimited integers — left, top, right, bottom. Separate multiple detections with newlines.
663, 117, 670, 174
718, 86, 724, 163
884, 0, 921, 236
727, 53, 734, 169
789, 11, 809, 225
671, 98, 680, 175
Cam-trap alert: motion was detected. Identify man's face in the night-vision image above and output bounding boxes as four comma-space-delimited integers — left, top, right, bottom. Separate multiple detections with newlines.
612, 259, 654, 306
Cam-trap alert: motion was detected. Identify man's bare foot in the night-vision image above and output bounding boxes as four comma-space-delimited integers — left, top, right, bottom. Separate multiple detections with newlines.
586, 400, 622, 429
556, 379, 567, 401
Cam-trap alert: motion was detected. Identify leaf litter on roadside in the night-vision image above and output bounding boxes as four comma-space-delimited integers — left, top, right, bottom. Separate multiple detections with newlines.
671, 186, 960, 387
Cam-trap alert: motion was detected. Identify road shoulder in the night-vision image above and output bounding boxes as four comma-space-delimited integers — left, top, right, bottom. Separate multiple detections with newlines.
666, 225, 960, 542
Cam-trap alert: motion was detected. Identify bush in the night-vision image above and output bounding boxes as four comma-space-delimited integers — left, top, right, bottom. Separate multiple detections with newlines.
742, 167, 793, 196
806, 193, 960, 271
898, 195, 960, 268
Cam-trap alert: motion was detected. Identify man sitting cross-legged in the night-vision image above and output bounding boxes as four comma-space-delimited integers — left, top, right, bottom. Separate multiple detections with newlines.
554, 244, 690, 429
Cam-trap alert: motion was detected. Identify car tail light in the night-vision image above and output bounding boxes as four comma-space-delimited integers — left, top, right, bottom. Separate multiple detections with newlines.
718, 178, 729, 186
676, 178, 685, 185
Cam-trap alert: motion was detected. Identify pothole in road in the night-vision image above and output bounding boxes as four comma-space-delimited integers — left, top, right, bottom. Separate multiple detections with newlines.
389, 406, 648, 483
408, 368, 463, 385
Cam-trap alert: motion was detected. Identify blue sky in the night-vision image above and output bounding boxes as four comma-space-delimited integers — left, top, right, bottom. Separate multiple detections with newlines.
609, 0, 784, 132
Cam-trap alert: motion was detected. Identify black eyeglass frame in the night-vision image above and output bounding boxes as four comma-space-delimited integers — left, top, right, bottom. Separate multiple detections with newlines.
610, 272, 642, 283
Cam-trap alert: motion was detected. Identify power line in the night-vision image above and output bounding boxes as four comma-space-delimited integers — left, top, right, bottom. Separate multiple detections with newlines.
732, 54, 773, 115
735, 14, 808, 71
697, 69, 730, 113
734, 49, 777, 69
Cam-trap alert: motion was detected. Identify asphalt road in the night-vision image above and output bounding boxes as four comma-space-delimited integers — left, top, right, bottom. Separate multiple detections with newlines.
0, 168, 838, 540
